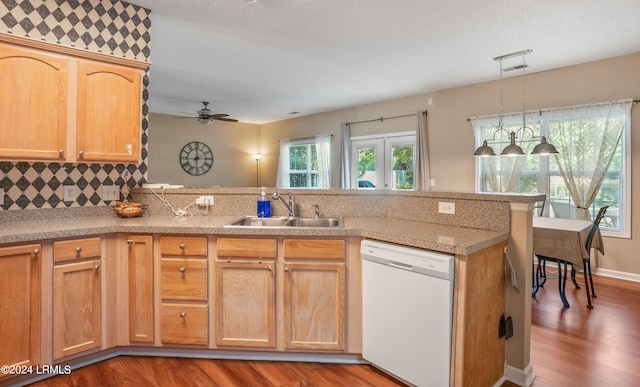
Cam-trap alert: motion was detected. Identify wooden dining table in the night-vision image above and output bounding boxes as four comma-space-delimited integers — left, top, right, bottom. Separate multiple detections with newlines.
532, 217, 604, 307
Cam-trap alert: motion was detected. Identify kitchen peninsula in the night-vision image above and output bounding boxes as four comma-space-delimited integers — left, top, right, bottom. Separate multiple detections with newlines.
0, 189, 543, 387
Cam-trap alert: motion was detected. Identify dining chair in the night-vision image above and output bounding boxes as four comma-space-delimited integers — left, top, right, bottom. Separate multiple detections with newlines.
535, 205, 608, 308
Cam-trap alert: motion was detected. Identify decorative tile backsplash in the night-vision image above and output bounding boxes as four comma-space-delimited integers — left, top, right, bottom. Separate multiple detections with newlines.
0, 0, 151, 211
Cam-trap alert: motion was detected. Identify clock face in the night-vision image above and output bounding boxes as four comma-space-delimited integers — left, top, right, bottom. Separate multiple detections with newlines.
179, 141, 213, 176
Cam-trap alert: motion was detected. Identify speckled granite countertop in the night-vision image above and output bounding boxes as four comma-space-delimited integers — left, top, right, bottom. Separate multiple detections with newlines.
0, 213, 508, 256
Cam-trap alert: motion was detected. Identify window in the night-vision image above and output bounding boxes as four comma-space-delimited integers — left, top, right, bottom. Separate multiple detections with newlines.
474, 100, 632, 237
277, 135, 331, 188
351, 133, 415, 190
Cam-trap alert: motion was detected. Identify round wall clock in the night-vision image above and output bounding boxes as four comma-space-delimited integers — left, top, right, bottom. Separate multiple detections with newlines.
179, 141, 213, 176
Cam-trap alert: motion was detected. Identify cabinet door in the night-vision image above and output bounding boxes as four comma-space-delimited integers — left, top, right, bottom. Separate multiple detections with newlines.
127, 235, 154, 344
0, 42, 67, 160
0, 244, 41, 378
283, 262, 345, 351
53, 259, 102, 359
76, 59, 141, 162
215, 260, 275, 348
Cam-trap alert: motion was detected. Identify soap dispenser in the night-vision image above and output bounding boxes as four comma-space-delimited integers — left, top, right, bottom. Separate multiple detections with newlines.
257, 187, 271, 218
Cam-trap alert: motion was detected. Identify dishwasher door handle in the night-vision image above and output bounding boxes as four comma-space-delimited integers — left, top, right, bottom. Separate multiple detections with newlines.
389, 260, 413, 270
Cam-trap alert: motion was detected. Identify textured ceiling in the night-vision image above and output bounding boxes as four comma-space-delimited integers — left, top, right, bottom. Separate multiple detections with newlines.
131, 0, 640, 124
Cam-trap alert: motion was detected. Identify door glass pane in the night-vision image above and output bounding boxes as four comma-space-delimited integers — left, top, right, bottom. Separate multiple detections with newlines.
357, 147, 377, 189
391, 144, 414, 190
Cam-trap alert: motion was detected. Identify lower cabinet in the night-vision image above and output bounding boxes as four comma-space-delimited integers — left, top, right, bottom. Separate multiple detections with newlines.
215, 238, 277, 348
52, 237, 103, 359
0, 244, 41, 380
127, 235, 154, 344
282, 239, 346, 351
159, 235, 209, 346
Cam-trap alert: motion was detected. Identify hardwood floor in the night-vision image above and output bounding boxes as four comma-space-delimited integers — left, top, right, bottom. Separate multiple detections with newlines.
527, 270, 640, 386
27, 357, 406, 387
23, 272, 640, 387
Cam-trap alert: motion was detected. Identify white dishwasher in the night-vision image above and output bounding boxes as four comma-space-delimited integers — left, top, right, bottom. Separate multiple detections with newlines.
361, 239, 454, 387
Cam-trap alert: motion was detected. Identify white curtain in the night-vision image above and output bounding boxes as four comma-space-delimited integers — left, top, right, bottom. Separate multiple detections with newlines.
547, 99, 632, 220
472, 115, 536, 192
414, 111, 430, 191
276, 139, 291, 188
316, 134, 332, 188
339, 122, 351, 189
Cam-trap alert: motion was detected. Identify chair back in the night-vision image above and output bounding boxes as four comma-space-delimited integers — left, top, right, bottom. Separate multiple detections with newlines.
585, 206, 609, 250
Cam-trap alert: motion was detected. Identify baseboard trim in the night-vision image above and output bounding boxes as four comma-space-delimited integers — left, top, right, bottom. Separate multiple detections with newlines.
504, 363, 535, 387
595, 268, 640, 283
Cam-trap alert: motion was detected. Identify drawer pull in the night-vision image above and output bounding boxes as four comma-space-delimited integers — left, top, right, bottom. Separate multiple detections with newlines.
179, 267, 186, 273
94, 264, 100, 271
127, 240, 133, 245
75, 247, 82, 253
267, 266, 273, 272
284, 267, 289, 273
180, 312, 186, 318
59, 149, 65, 156
33, 248, 40, 255
179, 244, 185, 250
78, 150, 84, 157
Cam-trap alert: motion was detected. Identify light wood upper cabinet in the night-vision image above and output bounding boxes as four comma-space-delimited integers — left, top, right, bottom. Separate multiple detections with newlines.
76, 59, 141, 162
52, 238, 103, 359
0, 42, 67, 160
0, 244, 42, 379
0, 39, 145, 163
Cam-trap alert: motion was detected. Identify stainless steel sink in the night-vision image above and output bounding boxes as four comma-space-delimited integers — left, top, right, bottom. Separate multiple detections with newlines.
224, 216, 343, 228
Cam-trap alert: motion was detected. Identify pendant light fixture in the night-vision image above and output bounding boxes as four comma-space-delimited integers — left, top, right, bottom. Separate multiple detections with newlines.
473, 49, 559, 157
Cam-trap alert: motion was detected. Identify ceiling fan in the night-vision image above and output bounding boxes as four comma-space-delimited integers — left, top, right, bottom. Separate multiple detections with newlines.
182, 102, 238, 125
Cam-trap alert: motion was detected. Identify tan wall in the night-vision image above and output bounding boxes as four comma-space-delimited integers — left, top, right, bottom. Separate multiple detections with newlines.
147, 52, 640, 276
147, 114, 261, 187
260, 52, 640, 276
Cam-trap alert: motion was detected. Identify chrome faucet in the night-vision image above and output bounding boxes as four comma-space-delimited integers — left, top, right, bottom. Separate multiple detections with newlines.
272, 191, 296, 217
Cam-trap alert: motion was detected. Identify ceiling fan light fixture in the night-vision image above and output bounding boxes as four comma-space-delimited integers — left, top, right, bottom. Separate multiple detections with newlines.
198, 117, 214, 125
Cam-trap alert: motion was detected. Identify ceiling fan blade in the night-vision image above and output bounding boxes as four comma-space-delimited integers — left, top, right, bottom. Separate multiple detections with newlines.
213, 117, 239, 122
210, 113, 229, 118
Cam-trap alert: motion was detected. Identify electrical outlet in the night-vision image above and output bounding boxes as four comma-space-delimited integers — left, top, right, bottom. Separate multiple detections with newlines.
438, 201, 455, 214
63, 185, 77, 202
196, 195, 214, 206
102, 185, 120, 201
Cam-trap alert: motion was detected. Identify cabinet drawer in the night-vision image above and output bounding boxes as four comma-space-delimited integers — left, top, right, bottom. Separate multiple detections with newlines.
217, 238, 277, 259
160, 236, 207, 257
161, 303, 208, 346
283, 239, 345, 260
161, 259, 208, 301
53, 237, 102, 263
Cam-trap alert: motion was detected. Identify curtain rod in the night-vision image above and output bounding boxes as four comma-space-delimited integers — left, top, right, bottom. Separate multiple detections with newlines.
347, 110, 427, 126
466, 99, 639, 122
279, 134, 333, 142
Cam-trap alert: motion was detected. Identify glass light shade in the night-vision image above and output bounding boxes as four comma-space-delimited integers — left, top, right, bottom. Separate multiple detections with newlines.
531, 136, 559, 155
473, 140, 496, 156
198, 118, 214, 125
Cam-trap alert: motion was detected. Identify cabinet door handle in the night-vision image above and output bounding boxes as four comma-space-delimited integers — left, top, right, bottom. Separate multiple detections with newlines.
284, 267, 289, 273
59, 149, 65, 156
179, 267, 186, 273
78, 150, 84, 157
180, 312, 186, 318
75, 247, 82, 253
179, 244, 185, 250
33, 248, 40, 255
267, 266, 273, 272
94, 264, 100, 271
127, 240, 133, 245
